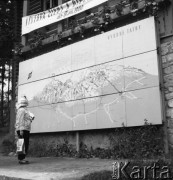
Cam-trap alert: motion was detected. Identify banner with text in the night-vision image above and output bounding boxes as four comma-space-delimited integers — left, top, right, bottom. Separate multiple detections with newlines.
22, 0, 108, 35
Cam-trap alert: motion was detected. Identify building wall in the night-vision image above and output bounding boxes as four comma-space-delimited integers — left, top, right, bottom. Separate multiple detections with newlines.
158, 0, 173, 154
161, 39, 173, 153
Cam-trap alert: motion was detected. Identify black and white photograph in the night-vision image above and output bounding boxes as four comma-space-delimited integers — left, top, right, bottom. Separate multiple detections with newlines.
0, 0, 173, 179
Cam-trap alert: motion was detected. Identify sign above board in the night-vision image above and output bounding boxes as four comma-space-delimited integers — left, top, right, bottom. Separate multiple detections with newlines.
22, 0, 108, 35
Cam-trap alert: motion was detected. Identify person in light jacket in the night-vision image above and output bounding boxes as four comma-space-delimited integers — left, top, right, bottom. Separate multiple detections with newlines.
15, 95, 34, 164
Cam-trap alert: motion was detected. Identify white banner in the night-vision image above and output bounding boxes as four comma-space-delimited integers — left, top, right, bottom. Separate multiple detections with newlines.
22, 0, 108, 35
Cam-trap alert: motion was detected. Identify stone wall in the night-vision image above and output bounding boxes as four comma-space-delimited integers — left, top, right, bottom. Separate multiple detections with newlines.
161, 40, 173, 152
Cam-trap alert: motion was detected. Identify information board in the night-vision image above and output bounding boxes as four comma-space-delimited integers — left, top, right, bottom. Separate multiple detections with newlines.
18, 17, 162, 133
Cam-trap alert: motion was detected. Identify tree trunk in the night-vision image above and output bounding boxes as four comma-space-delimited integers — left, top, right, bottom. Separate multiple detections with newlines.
7, 61, 11, 107
1, 64, 5, 126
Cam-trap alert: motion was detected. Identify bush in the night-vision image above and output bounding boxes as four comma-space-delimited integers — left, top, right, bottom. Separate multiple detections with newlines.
75, 124, 164, 159
2, 138, 16, 154
109, 124, 164, 159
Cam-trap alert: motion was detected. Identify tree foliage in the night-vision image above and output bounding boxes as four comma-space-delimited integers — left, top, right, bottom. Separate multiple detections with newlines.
0, 0, 15, 127
0, 0, 15, 60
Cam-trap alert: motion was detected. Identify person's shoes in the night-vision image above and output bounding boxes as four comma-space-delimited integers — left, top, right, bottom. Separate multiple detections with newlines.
18, 160, 29, 164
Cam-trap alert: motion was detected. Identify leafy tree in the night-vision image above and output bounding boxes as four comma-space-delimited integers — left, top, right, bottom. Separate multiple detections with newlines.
0, 0, 15, 127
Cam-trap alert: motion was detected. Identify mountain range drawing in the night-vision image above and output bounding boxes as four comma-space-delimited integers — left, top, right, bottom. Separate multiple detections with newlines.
27, 60, 161, 131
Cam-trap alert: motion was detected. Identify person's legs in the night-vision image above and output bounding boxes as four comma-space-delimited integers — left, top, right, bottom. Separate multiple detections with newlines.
23, 130, 30, 155
16, 131, 25, 161
17, 130, 30, 163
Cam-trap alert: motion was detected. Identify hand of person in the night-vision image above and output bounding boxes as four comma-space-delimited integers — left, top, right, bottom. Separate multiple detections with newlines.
29, 112, 35, 121
20, 130, 23, 137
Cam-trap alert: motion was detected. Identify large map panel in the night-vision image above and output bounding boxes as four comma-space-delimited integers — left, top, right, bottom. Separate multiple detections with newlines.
18, 17, 162, 133
19, 49, 161, 132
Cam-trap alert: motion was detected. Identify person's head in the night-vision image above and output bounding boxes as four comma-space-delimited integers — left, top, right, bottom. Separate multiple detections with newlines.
17, 95, 29, 109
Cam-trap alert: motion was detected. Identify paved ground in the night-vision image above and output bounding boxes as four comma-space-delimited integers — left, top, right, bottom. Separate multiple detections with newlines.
0, 155, 114, 180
